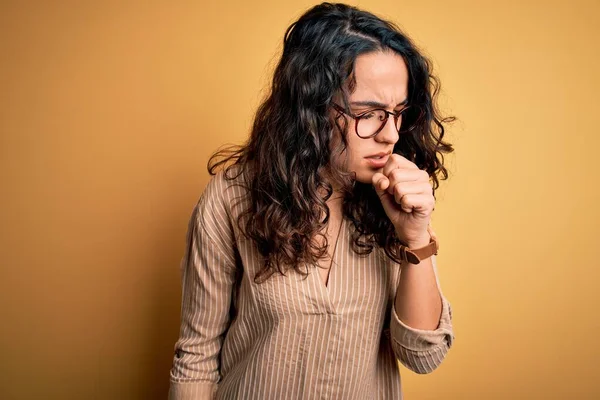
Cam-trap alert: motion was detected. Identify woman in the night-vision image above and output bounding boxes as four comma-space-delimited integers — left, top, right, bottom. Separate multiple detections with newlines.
169, 2, 456, 399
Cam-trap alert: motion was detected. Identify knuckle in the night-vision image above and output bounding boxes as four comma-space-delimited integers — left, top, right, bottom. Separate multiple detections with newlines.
391, 169, 402, 180
394, 184, 405, 197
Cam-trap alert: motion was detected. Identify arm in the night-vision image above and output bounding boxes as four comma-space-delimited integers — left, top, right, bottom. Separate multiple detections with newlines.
169, 179, 237, 399
370, 154, 454, 373
389, 243, 455, 374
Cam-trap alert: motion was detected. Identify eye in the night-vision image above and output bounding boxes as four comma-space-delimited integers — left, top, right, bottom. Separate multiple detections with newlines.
361, 111, 377, 120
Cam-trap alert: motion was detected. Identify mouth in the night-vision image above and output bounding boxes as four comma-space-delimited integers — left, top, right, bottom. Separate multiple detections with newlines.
364, 154, 390, 168
365, 151, 391, 159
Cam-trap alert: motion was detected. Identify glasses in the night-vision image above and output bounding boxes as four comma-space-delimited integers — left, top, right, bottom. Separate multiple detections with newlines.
331, 102, 423, 139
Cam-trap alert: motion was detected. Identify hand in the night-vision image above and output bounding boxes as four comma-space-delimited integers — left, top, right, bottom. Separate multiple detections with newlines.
371, 154, 435, 247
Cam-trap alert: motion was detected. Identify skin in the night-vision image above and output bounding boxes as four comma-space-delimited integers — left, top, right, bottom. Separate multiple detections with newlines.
326, 50, 443, 331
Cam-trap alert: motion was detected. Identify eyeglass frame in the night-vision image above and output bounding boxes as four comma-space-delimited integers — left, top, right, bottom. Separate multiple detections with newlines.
331, 102, 422, 139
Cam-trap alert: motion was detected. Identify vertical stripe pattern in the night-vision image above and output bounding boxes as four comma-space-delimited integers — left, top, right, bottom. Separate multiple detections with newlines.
169, 167, 455, 400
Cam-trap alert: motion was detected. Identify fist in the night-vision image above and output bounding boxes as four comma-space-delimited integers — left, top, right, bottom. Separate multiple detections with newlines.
371, 153, 435, 246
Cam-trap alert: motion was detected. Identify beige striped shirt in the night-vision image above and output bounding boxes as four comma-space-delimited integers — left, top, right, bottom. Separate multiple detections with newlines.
168, 166, 455, 399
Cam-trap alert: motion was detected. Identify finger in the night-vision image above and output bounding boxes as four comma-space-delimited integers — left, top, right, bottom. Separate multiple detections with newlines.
371, 172, 396, 213
382, 153, 418, 177
391, 181, 433, 204
371, 172, 390, 193
386, 169, 430, 196
398, 193, 435, 215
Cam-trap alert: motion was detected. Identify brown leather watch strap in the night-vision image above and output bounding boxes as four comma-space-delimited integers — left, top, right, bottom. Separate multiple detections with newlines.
401, 237, 439, 264
398, 224, 439, 265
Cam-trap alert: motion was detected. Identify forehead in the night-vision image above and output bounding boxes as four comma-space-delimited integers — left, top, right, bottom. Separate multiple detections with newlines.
350, 50, 409, 104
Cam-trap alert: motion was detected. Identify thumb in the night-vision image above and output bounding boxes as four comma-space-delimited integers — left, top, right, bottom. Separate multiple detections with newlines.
371, 172, 396, 214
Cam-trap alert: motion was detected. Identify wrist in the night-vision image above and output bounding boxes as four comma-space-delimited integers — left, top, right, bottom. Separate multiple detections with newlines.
405, 235, 431, 249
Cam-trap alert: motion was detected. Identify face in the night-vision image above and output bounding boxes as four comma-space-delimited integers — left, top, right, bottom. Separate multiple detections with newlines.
329, 50, 409, 184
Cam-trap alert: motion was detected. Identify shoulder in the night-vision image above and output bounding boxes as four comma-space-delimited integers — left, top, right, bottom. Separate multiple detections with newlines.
196, 164, 249, 229
186, 166, 248, 260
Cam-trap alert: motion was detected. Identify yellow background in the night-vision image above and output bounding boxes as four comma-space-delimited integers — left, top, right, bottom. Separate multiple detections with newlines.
1, 1, 598, 399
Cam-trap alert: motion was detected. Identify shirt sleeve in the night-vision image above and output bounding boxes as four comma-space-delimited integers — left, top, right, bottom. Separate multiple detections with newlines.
388, 253, 455, 374
169, 174, 238, 400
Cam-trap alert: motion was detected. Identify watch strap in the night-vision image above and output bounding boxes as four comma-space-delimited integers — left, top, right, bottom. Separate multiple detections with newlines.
398, 223, 439, 265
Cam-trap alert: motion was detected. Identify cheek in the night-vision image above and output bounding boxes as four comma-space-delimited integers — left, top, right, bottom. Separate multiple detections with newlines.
327, 124, 374, 183
345, 137, 364, 167
345, 140, 379, 184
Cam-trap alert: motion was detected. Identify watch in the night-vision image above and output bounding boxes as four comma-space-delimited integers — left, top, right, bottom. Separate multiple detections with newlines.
397, 224, 439, 265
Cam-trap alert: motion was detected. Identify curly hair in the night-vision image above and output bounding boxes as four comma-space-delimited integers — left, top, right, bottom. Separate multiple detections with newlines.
207, 2, 456, 284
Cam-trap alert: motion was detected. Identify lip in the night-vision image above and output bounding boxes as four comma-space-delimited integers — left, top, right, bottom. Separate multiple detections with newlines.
365, 151, 391, 158
364, 153, 390, 168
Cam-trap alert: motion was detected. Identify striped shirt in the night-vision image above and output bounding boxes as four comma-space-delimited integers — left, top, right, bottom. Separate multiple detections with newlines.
168, 166, 455, 399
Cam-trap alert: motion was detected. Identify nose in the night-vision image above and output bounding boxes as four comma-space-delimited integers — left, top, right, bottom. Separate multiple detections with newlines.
374, 115, 399, 144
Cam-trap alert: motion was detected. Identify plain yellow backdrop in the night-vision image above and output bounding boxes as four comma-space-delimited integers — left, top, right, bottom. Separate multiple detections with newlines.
1, 1, 599, 399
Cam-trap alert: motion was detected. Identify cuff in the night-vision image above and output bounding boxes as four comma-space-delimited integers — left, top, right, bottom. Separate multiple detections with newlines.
390, 294, 454, 352
168, 380, 218, 400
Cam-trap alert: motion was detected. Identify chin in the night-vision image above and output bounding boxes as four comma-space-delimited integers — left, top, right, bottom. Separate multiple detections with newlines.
352, 168, 377, 185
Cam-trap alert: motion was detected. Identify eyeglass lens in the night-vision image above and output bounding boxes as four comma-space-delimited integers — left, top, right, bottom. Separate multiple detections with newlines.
357, 109, 404, 138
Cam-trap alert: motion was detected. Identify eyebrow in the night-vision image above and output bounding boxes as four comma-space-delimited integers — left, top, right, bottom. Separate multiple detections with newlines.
350, 99, 409, 108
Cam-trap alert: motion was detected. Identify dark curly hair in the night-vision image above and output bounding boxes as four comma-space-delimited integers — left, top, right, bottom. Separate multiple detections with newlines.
207, 2, 456, 284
